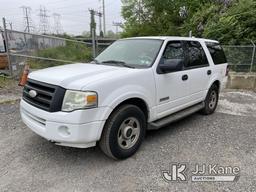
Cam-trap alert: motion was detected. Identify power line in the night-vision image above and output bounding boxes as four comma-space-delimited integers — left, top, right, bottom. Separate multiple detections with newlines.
48, 2, 97, 11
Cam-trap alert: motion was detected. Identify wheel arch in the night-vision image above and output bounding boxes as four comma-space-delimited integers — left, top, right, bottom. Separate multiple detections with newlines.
211, 80, 221, 92
112, 97, 149, 121
97, 97, 150, 141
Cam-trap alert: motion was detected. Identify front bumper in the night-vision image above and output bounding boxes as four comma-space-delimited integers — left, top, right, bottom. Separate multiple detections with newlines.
20, 99, 108, 148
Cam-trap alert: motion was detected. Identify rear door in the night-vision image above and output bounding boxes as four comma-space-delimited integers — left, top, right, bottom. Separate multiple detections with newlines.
205, 42, 228, 82
183, 40, 211, 103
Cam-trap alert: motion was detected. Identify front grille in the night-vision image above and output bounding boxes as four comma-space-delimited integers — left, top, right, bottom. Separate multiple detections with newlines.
23, 79, 66, 112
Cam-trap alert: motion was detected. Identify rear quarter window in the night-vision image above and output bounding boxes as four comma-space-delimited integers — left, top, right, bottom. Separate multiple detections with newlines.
206, 42, 227, 65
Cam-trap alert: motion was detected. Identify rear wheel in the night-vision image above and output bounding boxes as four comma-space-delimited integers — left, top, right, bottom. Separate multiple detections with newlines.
99, 104, 146, 160
201, 84, 219, 115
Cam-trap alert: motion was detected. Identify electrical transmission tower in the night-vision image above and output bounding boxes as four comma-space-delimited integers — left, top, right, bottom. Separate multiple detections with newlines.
38, 6, 50, 34
21, 6, 34, 33
53, 13, 63, 34
112, 22, 122, 34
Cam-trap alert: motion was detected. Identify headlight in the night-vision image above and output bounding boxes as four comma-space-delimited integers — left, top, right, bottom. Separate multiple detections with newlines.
62, 90, 98, 112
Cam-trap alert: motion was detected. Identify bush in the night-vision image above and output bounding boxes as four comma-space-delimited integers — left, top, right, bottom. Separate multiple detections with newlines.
28, 41, 92, 69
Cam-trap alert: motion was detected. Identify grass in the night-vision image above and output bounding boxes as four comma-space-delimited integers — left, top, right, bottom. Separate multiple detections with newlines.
28, 41, 92, 69
0, 75, 16, 89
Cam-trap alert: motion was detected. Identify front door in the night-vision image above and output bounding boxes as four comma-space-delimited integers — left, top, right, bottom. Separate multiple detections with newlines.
155, 41, 190, 119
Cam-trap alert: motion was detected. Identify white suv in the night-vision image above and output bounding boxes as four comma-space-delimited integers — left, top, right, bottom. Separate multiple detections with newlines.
20, 37, 228, 159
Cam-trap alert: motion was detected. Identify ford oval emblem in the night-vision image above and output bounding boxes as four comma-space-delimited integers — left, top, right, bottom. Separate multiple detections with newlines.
28, 90, 37, 98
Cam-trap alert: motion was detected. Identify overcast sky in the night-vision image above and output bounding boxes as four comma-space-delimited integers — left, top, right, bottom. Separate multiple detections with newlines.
0, 0, 123, 35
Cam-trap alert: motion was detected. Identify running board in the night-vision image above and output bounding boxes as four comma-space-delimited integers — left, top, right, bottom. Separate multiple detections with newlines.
148, 102, 205, 130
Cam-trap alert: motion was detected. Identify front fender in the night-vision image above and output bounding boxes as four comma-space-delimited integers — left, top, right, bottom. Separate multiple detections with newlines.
100, 84, 154, 121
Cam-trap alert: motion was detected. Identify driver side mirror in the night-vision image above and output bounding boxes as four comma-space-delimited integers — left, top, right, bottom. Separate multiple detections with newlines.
158, 59, 184, 74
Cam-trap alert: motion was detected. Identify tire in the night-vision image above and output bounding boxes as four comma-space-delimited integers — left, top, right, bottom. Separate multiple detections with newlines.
201, 84, 219, 115
99, 104, 146, 160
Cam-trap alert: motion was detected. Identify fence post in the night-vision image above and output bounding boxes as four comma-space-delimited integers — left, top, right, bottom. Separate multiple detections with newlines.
92, 29, 96, 58
250, 40, 255, 73
2, 17, 12, 76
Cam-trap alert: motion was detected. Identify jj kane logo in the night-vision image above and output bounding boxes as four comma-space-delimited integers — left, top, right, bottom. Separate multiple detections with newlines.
162, 163, 240, 182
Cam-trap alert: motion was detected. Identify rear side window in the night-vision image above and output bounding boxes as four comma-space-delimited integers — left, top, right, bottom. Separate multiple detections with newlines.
206, 42, 227, 64
185, 41, 209, 68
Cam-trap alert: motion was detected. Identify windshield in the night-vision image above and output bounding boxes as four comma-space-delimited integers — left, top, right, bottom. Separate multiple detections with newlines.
95, 39, 163, 68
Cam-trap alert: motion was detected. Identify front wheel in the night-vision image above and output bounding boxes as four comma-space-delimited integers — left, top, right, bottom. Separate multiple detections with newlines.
99, 105, 146, 160
201, 84, 219, 115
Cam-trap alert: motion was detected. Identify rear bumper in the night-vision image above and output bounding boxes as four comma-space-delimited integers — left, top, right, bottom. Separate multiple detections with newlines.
20, 99, 108, 148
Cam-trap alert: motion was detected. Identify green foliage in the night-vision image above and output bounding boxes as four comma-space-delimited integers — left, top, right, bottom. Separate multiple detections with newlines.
121, 0, 256, 44
0, 75, 15, 89
28, 41, 92, 69
203, 0, 256, 44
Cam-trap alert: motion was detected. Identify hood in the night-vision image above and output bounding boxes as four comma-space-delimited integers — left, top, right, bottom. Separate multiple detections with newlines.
28, 63, 134, 90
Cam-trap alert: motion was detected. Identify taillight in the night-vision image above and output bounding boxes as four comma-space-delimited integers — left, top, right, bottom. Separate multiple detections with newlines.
225, 65, 230, 76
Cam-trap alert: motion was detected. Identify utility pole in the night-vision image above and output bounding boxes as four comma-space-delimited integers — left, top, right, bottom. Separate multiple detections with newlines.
38, 6, 50, 34
112, 22, 122, 34
100, 0, 106, 36
21, 6, 34, 33
94, 11, 103, 37
89, 9, 97, 58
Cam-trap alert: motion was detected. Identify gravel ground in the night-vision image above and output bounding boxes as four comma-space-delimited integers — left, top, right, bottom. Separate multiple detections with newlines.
0, 89, 256, 192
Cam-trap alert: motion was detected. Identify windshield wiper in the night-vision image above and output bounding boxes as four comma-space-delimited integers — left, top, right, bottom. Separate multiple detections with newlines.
101, 60, 135, 68
91, 59, 100, 64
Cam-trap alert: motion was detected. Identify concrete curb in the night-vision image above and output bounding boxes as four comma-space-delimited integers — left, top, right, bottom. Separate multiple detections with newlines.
226, 72, 256, 90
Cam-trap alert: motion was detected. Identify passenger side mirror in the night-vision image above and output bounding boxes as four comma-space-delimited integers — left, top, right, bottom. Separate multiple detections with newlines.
158, 59, 184, 73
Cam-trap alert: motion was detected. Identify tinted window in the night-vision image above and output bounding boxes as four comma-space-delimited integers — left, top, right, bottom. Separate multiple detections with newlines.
206, 42, 227, 64
163, 41, 185, 60
185, 41, 208, 68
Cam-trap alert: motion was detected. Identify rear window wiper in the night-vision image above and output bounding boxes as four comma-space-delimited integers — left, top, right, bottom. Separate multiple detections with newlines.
101, 60, 135, 68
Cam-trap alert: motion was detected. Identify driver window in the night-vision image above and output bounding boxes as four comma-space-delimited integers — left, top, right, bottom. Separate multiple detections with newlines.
162, 41, 185, 61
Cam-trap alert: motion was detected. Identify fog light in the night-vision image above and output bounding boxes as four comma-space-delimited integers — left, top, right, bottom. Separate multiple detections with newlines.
58, 126, 71, 137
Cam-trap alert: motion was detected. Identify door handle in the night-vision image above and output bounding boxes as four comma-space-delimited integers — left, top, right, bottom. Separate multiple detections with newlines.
207, 70, 212, 75
182, 74, 188, 81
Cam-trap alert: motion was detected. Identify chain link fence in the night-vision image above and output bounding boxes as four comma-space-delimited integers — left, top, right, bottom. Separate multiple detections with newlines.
1, 17, 255, 77
223, 43, 256, 72
3, 30, 93, 77
0, 18, 112, 78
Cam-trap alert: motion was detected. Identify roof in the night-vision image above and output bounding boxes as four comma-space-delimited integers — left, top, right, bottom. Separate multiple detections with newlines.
124, 36, 219, 43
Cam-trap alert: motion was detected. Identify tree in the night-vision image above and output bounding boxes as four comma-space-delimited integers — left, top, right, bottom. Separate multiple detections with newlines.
121, 0, 256, 44
121, 0, 210, 37
203, 0, 256, 44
